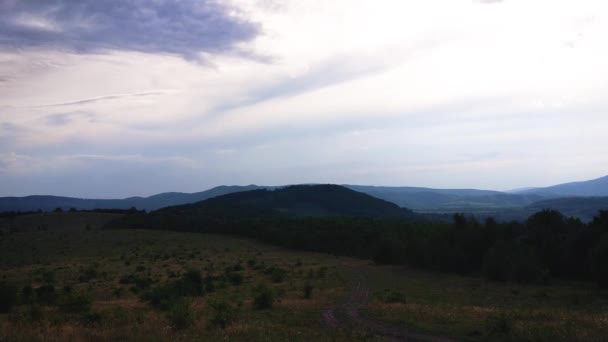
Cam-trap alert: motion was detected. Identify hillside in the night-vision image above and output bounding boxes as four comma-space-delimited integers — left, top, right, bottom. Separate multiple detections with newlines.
0, 185, 265, 212
107, 184, 422, 232
518, 175, 608, 197
156, 184, 417, 219
345, 185, 544, 210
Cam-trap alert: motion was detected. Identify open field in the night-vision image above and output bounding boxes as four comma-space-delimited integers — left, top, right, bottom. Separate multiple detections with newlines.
1, 213, 608, 341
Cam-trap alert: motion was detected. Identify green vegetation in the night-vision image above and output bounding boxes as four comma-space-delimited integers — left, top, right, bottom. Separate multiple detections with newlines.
109, 187, 608, 288
208, 297, 239, 329
0, 282, 17, 313
2, 209, 608, 340
252, 284, 275, 310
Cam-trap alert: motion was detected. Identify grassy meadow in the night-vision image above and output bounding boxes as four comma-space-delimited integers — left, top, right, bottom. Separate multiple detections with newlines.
1, 212, 607, 341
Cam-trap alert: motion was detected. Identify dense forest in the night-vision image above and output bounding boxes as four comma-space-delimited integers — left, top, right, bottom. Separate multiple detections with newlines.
105, 186, 608, 288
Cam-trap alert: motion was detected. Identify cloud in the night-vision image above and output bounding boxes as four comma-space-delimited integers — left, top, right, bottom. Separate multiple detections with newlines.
45, 111, 96, 126
31, 91, 169, 108
0, 0, 260, 58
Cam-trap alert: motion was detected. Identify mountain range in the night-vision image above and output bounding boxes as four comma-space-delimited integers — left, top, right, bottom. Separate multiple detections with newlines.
105, 184, 425, 233
1, 175, 607, 221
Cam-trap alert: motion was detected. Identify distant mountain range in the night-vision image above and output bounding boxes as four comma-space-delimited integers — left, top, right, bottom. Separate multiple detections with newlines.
106, 185, 424, 232
154, 184, 418, 219
515, 175, 608, 197
0, 185, 265, 212
1, 175, 607, 221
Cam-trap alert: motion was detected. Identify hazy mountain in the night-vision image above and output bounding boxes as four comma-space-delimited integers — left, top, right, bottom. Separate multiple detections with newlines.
345, 185, 543, 211
516, 175, 608, 197
0, 185, 266, 212
526, 197, 608, 221
2, 175, 607, 215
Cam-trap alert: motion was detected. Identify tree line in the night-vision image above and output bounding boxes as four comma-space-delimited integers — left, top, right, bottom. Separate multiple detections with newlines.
106, 209, 608, 287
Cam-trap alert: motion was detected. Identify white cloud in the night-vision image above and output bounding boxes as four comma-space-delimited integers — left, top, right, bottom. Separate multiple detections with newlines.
1, 0, 607, 195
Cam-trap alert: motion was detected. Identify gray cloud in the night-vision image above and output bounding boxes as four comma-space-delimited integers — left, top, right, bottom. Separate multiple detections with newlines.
0, 0, 259, 58
45, 111, 96, 126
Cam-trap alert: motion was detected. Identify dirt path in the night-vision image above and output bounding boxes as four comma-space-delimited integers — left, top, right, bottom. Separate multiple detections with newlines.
322, 274, 457, 341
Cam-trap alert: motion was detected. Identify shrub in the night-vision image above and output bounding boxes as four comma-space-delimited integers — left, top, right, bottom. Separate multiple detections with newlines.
303, 283, 313, 299
252, 284, 274, 310
0, 282, 18, 313
316, 266, 328, 278
378, 289, 406, 303
208, 297, 238, 329
267, 267, 287, 283
42, 270, 56, 285
34, 285, 57, 305
21, 285, 34, 303
79, 266, 98, 283
175, 269, 203, 296
226, 272, 243, 286
58, 291, 92, 314
120, 274, 153, 290
166, 298, 194, 330
143, 270, 204, 310
81, 312, 102, 326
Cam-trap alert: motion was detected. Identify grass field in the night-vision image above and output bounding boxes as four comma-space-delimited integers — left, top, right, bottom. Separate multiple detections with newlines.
1, 213, 607, 341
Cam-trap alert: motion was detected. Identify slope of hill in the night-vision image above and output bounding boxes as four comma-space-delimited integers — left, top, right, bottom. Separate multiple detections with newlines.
0, 185, 265, 212
156, 184, 417, 219
105, 184, 424, 234
345, 185, 543, 210
526, 197, 608, 221
518, 175, 608, 197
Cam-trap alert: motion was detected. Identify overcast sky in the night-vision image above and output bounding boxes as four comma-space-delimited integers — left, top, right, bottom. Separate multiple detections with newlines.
1, 0, 607, 198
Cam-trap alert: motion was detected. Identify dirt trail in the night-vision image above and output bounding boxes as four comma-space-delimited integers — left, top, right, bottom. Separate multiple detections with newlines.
322, 273, 457, 341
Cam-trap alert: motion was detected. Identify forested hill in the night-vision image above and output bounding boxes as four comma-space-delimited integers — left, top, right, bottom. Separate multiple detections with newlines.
106, 184, 422, 231
155, 184, 418, 219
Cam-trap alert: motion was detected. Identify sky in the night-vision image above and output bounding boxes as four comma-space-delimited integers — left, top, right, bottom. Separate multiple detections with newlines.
0, 0, 607, 198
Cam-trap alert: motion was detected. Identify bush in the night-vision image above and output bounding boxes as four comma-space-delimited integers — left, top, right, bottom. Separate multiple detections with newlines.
21, 285, 34, 303
175, 269, 203, 296
166, 298, 194, 330
266, 267, 287, 283
120, 274, 153, 290
42, 270, 55, 285
143, 270, 204, 310
79, 266, 98, 283
35, 285, 57, 305
208, 298, 238, 329
303, 283, 313, 299
226, 272, 243, 286
378, 289, 406, 303
252, 284, 274, 310
58, 291, 92, 314
0, 282, 18, 313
